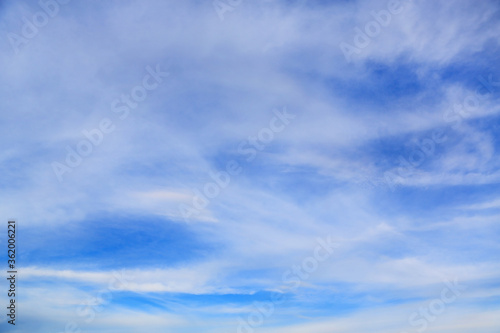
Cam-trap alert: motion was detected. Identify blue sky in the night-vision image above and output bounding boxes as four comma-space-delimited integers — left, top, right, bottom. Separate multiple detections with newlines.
1, 0, 500, 332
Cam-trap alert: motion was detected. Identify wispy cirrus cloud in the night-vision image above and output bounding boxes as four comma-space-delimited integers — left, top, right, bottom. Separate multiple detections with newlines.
1, 0, 500, 332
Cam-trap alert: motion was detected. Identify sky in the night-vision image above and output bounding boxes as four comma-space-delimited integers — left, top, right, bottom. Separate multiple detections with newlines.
1, 0, 500, 332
